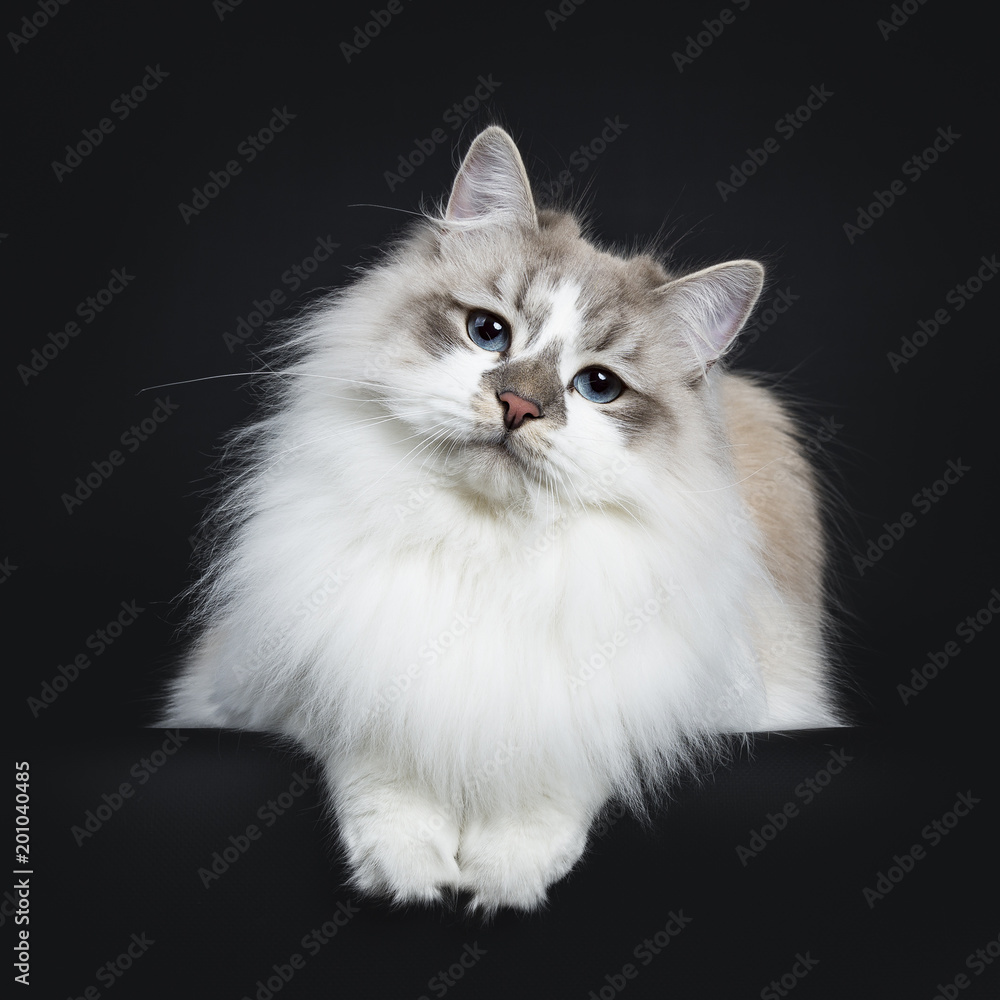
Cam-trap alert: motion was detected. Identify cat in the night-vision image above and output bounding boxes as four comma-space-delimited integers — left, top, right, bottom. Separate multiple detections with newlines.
163, 125, 843, 914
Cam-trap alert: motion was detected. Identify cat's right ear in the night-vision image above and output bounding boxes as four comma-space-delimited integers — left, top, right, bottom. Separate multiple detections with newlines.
444, 127, 538, 230
657, 260, 765, 377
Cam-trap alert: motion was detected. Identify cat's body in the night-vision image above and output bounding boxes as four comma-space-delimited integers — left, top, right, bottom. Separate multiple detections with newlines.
165, 127, 842, 912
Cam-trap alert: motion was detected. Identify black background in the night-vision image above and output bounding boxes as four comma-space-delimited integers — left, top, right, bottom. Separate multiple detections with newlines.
8, 1, 998, 997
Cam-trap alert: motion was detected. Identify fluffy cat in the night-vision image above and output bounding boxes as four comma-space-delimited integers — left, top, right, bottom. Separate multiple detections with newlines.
164, 125, 842, 913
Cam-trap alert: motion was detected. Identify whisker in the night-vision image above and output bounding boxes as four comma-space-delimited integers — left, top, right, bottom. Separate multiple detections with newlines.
137, 369, 429, 398
347, 202, 427, 217
674, 457, 783, 494
353, 419, 457, 503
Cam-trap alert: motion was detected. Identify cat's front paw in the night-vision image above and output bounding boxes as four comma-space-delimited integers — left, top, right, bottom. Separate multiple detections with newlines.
457, 805, 590, 915
336, 788, 462, 906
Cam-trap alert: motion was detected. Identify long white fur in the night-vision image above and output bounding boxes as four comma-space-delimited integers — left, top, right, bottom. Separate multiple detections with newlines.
164, 126, 839, 912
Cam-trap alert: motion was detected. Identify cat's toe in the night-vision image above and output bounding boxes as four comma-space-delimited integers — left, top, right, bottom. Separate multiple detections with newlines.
458, 808, 589, 914
338, 799, 462, 906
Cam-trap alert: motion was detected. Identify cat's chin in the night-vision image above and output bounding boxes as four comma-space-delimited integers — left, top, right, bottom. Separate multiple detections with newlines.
439, 437, 547, 508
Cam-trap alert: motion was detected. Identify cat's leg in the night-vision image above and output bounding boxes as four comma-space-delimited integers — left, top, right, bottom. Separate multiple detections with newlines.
457, 791, 601, 914
327, 755, 463, 905
160, 626, 251, 727
160, 624, 288, 730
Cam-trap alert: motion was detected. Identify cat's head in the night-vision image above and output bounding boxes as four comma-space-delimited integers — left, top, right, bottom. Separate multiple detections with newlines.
338, 126, 764, 511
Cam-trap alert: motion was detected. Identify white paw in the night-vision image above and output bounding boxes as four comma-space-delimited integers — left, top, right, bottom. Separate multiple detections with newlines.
457, 805, 590, 914
336, 787, 461, 905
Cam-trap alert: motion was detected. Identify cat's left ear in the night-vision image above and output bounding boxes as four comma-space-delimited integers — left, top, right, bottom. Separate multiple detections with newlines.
445, 126, 538, 230
656, 260, 764, 375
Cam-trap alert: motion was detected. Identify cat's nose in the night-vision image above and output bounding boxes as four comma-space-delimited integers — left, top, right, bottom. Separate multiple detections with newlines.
498, 391, 542, 430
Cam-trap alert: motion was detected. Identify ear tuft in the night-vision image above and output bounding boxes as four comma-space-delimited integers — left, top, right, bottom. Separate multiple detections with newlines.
658, 260, 765, 372
445, 126, 538, 229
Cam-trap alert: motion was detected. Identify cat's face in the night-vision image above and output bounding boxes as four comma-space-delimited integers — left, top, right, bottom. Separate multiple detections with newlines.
349, 128, 764, 509
373, 219, 686, 508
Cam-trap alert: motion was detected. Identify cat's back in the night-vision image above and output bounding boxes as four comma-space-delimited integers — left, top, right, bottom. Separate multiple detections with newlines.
717, 372, 826, 611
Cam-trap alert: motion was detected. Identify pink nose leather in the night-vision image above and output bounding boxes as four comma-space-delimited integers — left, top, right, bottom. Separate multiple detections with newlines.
498, 391, 541, 430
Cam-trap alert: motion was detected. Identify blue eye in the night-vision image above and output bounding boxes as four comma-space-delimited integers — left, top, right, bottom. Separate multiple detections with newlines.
573, 367, 623, 403
467, 310, 511, 352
